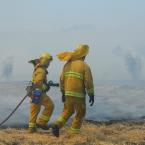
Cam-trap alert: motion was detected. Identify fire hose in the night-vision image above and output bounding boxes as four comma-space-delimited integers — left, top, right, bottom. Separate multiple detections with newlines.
0, 81, 59, 127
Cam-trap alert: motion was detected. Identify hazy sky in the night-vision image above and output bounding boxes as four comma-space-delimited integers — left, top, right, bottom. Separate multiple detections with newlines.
0, 0, 145, 82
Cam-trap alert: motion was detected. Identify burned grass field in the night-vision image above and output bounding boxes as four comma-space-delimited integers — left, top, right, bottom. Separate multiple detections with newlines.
0, 120, 145, 145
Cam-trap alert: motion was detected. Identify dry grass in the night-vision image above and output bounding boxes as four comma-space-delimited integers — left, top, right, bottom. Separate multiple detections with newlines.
0, 121, 145, 145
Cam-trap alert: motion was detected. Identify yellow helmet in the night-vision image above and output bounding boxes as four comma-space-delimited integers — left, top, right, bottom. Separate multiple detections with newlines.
71, 44, 89, 60
39, 52, 52, 66
75, 44, 89, 55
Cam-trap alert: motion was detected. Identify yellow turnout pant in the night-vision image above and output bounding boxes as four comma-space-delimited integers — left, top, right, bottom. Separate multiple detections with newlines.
29, 93, 54, 129
54, 96, 86, 134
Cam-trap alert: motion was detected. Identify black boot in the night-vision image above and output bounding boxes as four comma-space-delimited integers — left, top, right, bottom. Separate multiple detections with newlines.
36, 124, 50, 130
52, 124, 59, 137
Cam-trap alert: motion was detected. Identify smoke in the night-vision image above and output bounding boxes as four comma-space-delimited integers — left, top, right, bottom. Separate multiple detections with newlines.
113, 47, 143, 80
1, 56, 14, 80
125, 53, 142, 80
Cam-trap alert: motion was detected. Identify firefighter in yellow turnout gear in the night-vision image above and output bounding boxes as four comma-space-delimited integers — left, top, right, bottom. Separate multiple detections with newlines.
28, 52, 54, 133
52, 45, 94, 137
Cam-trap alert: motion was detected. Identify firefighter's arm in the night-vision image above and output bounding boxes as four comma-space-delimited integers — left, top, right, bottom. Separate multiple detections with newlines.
84, 64, 94, 96
84, 64, 94, 106
60, 67, 65, 102
60, 67, 65, 92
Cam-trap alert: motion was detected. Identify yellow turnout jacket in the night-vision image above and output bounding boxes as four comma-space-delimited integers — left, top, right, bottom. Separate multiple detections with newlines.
60, 59, 94, 98
32, 65, 48, 91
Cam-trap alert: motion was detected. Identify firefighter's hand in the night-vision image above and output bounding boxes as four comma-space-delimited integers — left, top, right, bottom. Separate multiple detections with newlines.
89, 95, 94, 106
45, 85, 50, 92
42, 84, 50, 92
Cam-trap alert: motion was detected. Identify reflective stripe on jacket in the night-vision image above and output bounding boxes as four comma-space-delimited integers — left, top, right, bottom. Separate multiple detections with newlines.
60, 59, 94, 98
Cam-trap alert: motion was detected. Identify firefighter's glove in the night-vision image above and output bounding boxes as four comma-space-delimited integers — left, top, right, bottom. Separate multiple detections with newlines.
42, 84, 50, 92
89, 95, 94, 106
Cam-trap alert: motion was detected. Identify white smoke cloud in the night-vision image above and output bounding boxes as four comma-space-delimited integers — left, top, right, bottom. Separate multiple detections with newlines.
1, 56, 14, 81
113, 47, 143, 80
125, 52, 142, 80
